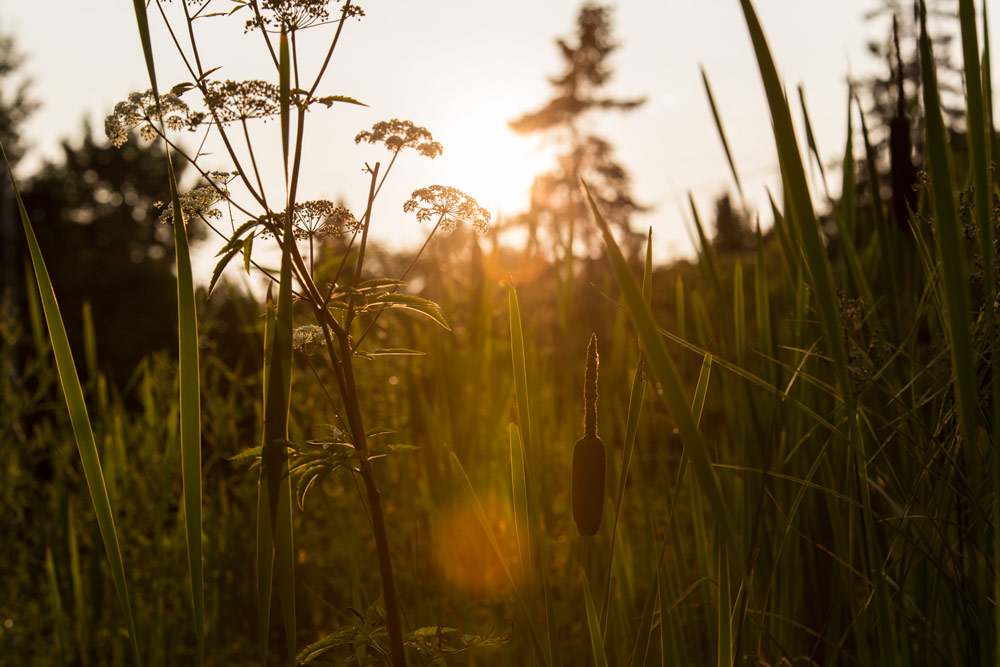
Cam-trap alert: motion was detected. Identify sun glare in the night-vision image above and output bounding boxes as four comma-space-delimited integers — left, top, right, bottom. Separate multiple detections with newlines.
436, 111, 556, 220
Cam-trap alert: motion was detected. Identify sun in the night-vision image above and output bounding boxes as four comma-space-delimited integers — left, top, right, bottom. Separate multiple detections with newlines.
434, 108, 556, 220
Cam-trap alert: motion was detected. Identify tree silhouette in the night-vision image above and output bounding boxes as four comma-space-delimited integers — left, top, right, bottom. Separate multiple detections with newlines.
19, 126, 199, 382
711, 192, 754, 255
509, 3, 646, 261
0, 27, 39, 308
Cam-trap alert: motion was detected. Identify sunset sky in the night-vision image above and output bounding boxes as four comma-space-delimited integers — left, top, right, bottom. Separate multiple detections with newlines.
3, 1, 993, 265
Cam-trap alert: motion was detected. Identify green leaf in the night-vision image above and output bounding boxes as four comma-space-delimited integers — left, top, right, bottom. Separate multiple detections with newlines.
919, 0, 978, 467
4, 143, 141, 665
688, 193, 721, 296
365, 293, 450, 330
45, 547, 69, 665
508, 286, 560, 667
586, 184, 743, 584
229, 445, 263, 463
263, 198, 297, 661
797, 84, 831, 201
364, 347, 426, 357
170, 81, 194, 96
958, 0, 993, 299
739, 0, 854, 411
701, 66, 745, 203
127, 2, 204, 659
279, 30, 291, 177
243, 232, 254, 275
583, 576, 608, 667
356, 278, 407, 291
316, 94, 367, 108
208, 244, 241, 297
600, 227, 652, 633
216, 218, 260, 256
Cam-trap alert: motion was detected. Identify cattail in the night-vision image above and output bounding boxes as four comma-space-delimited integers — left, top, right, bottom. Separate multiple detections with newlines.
573, 333, 606, 537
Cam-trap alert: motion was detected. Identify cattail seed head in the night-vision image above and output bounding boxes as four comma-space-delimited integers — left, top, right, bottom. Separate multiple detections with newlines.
573, 333, 605, 536
573, 434, 606, 536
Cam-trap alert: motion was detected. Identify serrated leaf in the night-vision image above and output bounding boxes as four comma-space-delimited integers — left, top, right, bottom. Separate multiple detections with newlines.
364, 293, 450, 329
216, 218, 260, 256
229, 445, 262, 462
208, 244, 241, 297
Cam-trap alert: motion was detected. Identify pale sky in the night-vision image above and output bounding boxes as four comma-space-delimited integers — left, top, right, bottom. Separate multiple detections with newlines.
2, 1, 993, 270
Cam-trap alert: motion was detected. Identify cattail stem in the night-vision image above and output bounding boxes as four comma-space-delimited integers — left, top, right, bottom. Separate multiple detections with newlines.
583, 333, 599, 437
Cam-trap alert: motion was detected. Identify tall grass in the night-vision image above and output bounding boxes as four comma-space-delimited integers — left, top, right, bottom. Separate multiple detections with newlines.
4, 0, 999, 665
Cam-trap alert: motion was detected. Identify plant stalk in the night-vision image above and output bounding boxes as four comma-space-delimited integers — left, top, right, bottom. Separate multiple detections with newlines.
336, 330, 407, 667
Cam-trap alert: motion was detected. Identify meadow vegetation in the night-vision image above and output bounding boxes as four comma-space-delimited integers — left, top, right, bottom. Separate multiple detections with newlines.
2, 0, 999, 665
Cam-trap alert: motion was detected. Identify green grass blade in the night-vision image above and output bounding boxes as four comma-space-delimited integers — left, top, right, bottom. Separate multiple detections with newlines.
918, 0, 978, 454
840, 92, 857, 240
583, 575, 609, 667
693, 350, 712, 424
855, 95, 901, 332
986, 3, 1000, 659
129, 0, 160, 95
734, 261, 745, 366
263, 213, 297, 660
173, 109, 205, 667
257, 289, 276, 664
766, 190, 798, 286
68, 507, 89, 667
280, 29, 291, 179
716, 539, 731, 667
688, 194, 722, 296
676, 275, 686, 341
984, 3, 995, 168
738, 0, 853, 409
600, 229, 652, 632
509, 284, 560, 667
797, 85, 831, 201
601, 355, 645, 632
45, 546, 69, 666
586, 185, 743, 582
627, 564, 658, 667
958, 0, 992, 298
509, 423, 532, 591
754, 224, 775, 385
701, 66, 745, 203
643, 226, 653, 305
81, 301, 98, 385
4, 145, 141, 665
832, 92, 881, 334
23, 260, 46, 353
127, 2, 204, 659
509, 285, 535, 460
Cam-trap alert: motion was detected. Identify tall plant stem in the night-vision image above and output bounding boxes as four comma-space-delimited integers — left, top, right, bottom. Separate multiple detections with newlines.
336, 330, 407, 667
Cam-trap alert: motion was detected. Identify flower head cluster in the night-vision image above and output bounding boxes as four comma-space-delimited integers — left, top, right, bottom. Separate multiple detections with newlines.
204, 79, 280, 124
245, 0, 364, 32
292, 324, 325, 354
355, 119, 442, 159
403, 186, 490, 234
105, 90, 197, 148
158, 185, 227, 224
290, 200, 358, 239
